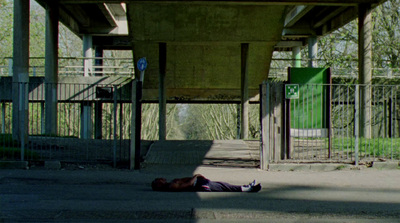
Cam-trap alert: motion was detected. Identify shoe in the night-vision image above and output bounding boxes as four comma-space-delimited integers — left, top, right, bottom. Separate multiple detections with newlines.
249, 180, 256, 187
249, 183, 261, 192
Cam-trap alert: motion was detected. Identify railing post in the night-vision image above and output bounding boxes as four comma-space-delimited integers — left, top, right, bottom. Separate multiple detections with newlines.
1, 102, 5, 134
130, 80, 142, 170
41, 102, 45, 135
113, 85, 118, 168
260, 82, 270, 170
236, 104, 241, 139
354, 85, 360, 166
158, 42, 167, 141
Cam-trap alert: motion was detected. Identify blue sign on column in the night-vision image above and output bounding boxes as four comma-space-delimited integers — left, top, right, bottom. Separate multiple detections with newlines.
137, 57, 147, 72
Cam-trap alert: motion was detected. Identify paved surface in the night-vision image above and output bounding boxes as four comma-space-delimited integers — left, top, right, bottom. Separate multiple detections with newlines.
145, 140, 260, 168
1, 164, 400, 222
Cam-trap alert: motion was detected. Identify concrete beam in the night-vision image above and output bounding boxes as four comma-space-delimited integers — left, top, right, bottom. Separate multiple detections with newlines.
98, 3, 118, 27
312, 6, 348, 29
63, 5, 91, 27
319, 6, 357, 36
127, 4, 285, 42
284, 5, 314, 27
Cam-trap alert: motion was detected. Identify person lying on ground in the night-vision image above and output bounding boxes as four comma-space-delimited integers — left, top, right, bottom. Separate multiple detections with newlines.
151, 174, 261, 192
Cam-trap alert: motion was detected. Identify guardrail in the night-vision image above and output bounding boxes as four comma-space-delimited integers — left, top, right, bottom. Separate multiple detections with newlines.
269, 58, 400, 79
261, 82, 400, 164
0, 81, 131, 164
2, 57, 400, 78
0, 57, 134, 77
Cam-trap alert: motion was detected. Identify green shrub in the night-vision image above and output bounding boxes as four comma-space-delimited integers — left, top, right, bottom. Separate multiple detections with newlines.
0, 147, 39, 160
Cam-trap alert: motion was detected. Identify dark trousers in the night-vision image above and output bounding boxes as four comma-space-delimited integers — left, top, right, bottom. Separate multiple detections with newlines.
195, 178, 242, 192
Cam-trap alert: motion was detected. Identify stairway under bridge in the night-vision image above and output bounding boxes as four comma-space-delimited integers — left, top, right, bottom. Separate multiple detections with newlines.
143, 140, 260, 168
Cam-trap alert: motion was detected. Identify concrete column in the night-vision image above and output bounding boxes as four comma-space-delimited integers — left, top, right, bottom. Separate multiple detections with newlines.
308, 36, 318, 68
94, 46, 103, 76
241, 43, 249, 139
45, 1, 59, 136
292, 46, 301, 68
94, 46, 105, 138
12, 0, 30, 144
83, 35, 93, 77
159, 43, 167, 141
358, 4, 372, 138
82, 35, 93, 138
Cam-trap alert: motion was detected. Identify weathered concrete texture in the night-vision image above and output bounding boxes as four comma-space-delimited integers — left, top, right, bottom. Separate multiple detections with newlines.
128, 3, 285, 101
372, 161, 399, 170
144, 140, 259, 168
1, 167, 400, 222
136, 42, 270, 102
268, 163, 359, 172
44, 160, 61, 170
128, 4, 285, 42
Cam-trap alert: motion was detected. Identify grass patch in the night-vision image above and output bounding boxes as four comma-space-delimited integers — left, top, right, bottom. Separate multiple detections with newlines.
331, 137, 400, 159
0, 134, 20, 147
335, 165, 347, 170
1, 134, 39, 160
0, 147, 39, 160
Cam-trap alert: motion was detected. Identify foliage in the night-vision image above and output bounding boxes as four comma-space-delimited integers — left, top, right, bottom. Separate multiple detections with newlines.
317, 20, 358, 70
180, 104, 238, 140
0, 0, 13, 58
0, 134, 19, 146
373, 0, 400, 68
0, 134, 39, 160
179, 104, 260, 140
0, 147, 39, 161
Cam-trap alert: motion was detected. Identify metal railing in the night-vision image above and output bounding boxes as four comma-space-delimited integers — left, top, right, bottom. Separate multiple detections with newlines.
0, 81, 132, 164
269, 58, 400, 79
0, 57, 134, 77
263, 82, 400, 163
2, 57, 400, 78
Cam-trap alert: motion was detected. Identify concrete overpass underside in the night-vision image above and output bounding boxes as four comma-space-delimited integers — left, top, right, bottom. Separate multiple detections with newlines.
7, 0, 386, 169
128, 3, 286, 102
34, 0, 385, 103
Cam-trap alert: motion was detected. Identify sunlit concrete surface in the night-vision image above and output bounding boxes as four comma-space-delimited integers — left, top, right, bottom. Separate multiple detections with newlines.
1, 166, 399, 222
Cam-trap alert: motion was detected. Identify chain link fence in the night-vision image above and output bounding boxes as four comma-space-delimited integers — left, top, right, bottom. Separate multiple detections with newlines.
262, 82, 400, 164
0, 81, 132, 165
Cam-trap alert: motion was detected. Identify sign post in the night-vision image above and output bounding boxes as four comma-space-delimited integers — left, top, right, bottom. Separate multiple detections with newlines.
137, 57, 147, 84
